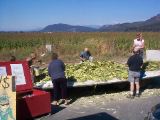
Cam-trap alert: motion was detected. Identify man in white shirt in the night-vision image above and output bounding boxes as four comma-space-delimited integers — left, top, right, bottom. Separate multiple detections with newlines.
133, 33, 145, 58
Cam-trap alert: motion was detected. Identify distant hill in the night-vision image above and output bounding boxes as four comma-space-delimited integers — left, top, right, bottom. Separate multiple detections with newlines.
40, 23, 97, 32
40, 14, 160, 32
99, 14, 160, 32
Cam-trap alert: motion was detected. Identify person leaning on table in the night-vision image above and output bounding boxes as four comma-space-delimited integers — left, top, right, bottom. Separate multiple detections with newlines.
48, 53, 68, 105
26, 52, 37, 82
26, 52, 37, 68
127, 48, 143, 99
132, 33, 145, 59
80, 48, 93, 62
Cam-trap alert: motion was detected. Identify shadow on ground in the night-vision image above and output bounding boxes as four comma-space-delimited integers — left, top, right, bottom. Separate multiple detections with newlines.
68, 112, 119, 120
48, 77, 160, 115
51, 105, 66, 114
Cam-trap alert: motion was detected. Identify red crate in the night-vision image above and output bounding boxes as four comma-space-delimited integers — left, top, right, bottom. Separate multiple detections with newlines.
17, 89, 51, 120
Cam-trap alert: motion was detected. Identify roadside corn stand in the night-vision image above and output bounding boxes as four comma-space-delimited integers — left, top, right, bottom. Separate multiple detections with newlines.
0, 61, 51, 120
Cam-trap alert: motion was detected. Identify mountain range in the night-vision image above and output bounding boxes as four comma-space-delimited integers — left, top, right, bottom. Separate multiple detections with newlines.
40, 14, 160, 32
41, 24, 97, 32
99, 14, 160, 32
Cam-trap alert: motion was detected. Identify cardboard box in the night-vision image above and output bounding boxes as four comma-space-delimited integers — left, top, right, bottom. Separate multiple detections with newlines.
0, 76, 16, 120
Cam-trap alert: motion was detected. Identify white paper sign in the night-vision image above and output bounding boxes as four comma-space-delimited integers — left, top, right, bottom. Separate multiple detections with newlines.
146, 50, 160, 61
0, 67, 7, 76
10, 64, 26, 85
46, 44, 52, 52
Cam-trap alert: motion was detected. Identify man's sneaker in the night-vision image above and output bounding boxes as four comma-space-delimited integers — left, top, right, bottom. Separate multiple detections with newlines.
51, 101, 59, 106
58, 99, 65, 105
127, 94, 134, 99
135, 93, 140, 97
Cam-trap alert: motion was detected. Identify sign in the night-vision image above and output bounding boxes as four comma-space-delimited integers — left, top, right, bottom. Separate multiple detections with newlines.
46, 44, 52, 52
146, 50, 160, 61
0, 61, 33, 93
10, 64, 26, 85
0, 76, 16, 120
0, 67, 7, 76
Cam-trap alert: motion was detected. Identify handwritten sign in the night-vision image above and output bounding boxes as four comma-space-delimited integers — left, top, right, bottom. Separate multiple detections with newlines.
10, 64, 26, 85
0, 76, 16, 120
0, 67, 7, 76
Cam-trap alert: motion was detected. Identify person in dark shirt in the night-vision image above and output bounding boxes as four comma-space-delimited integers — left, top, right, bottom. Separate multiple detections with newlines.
127, 48, 143, 99
80, 48, 93, 62
48, 53, 68, 105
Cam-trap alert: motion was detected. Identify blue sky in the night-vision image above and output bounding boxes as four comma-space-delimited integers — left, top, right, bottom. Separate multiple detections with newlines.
0, 0, 160, 31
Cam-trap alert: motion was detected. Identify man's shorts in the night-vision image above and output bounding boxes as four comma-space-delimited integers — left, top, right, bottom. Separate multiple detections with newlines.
128, 70, 140, 83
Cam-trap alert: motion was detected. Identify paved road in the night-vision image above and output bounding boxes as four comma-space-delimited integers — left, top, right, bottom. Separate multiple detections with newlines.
36, 78, 160, 120
41, 95, 160, 120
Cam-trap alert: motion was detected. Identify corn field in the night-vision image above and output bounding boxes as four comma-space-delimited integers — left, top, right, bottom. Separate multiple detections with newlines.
0, 32, 160, 62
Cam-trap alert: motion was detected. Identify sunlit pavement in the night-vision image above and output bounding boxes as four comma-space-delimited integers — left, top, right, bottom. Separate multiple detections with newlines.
36, 78, 160, 120
35, 94, 159, 120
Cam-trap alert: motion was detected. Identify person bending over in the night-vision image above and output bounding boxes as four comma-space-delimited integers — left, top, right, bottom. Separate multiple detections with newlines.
80, 48, 93, 62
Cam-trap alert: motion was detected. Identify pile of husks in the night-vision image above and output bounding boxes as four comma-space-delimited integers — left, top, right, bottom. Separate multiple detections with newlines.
36, 61, 160, 83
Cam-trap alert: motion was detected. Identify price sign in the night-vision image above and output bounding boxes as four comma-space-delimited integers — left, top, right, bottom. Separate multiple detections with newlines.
0, 76, 16, 120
